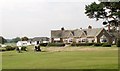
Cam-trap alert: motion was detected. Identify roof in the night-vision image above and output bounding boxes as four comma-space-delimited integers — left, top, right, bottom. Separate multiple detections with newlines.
72, 29, 84, 37
82, 28, 103, 37
51, 30, 62, 38
61, 30, 73, 38
32, 37, 49, 42
0, 36, 5, 44
51, 30, 73, 38
51, 28, 108, 38
0, 36, 3, 39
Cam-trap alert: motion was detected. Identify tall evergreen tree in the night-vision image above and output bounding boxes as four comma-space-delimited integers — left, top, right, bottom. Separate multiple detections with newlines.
85, 1, 120, 30
85, 0, 120, 43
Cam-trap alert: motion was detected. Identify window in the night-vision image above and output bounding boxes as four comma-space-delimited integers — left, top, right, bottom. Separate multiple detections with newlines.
82, 39, 86, 42
69, 40, 72, 42
92, 40, 95, 43
102, 39, 107, 42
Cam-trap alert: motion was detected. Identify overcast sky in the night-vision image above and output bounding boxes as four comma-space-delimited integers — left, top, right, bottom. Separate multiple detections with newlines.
0, 0, 104, 39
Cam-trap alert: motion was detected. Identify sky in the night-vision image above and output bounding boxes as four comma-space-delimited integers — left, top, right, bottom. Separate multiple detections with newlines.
0, 0, 104, 39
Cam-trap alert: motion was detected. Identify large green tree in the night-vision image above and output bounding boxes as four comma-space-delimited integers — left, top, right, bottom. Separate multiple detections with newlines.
85, 1, 120, 36
11, 37, 21, 43
21, 36, 29, 41
0, 36, 7, 44
85, 0, 120, 45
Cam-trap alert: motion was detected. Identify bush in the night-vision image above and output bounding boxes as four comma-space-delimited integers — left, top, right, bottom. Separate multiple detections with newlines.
48, 43, 65, 47
5, 46, 16, 51
116, 38, 120, 47
21, 46, 27, 51
40, 43, 48, 47
0, 47, 6, 51
71, 43, 94, 46
102, 43, 111, 47
94, 43, 103, 46
76, 43, 94, 46
71, 43, 76, 46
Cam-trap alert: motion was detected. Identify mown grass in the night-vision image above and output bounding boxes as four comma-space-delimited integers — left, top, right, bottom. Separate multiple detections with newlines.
1, 46, 118, 69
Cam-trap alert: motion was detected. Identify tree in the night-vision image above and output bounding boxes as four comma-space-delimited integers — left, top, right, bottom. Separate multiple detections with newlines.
116, 38, 120, 47
0, 36, 7, 44
11, 37, 21, 43
4, 38, 7, 43
85, 0, 120, 43
85, 1, 120, 31
21, 36, 29, 41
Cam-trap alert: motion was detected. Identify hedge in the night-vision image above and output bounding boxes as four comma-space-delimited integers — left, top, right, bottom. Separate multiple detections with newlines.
0, 47, 6, 51
48, 43, 65, 47
3, 46, 28, 51
5, 46, 16, 51
40, 43, 48, 47
94, 43, 104, 46
71, 43, 76, 46
116, 38, 120, 47
71, 43, 94, 46
102, 43, 111, 47
21, 46, 27, 51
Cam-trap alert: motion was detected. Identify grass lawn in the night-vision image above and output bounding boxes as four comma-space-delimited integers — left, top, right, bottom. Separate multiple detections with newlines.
1, 46, 118, 69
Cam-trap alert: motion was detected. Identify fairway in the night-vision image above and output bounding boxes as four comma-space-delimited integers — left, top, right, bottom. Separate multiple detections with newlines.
2, 47, 118, 69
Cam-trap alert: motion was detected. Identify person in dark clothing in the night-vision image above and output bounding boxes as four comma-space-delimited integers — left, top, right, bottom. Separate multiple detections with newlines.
16, 46, 22, 53
34, 41, 41, 51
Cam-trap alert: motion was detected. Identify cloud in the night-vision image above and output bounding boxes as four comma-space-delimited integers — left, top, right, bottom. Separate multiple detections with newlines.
1, 0, 103, 38
48, 0, 98, 2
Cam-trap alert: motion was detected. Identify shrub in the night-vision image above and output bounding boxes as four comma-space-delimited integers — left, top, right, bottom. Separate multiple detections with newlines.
5, 46, 16, 51
48, 43, 65, 47
116, 38, 120, 47
71, 43, 76, 46
40, 43, 48, 47
0, 47, 6, 51
94, 43, 103, 46
86, 43, 94, 46
71, 43, 94, 46
77, 43, 94, 46
102, 43, 111, 47
21, 46, 27, 51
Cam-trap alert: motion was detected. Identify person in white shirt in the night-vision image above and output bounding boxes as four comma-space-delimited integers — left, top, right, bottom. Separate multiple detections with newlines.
16, 41, 22, 53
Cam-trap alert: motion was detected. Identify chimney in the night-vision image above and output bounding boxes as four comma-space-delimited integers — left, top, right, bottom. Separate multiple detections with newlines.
88, 25, 92, 29
61, 27, 65, 31
108, 23, 110, 32
80, 28, 82, 30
